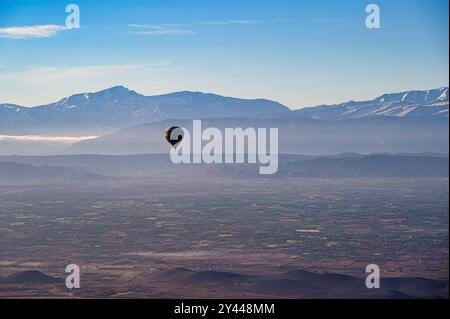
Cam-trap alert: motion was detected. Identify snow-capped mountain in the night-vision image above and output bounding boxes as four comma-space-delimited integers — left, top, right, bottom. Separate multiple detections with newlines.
0, 86, 448, 135
294, 87, 449, 120
0, 104, 35, 123
0, 86, 290, 134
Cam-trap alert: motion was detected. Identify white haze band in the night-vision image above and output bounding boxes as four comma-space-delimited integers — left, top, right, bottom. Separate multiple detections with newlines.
170, 120, 279, 175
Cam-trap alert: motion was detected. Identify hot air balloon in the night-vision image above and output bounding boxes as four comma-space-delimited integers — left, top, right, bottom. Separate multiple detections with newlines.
164, 126, 184, 147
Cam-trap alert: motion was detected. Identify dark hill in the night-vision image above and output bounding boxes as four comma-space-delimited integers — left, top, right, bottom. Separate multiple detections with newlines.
2, 270, 62, 285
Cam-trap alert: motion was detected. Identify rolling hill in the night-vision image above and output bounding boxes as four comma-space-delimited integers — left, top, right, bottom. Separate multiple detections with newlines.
153, 267, 448, 298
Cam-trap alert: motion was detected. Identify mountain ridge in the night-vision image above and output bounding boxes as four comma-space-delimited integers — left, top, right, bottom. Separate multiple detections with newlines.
294, 87, 448, 120
66, 116, 449, 155
1, 86, 448, 135
0, 86, 290, 134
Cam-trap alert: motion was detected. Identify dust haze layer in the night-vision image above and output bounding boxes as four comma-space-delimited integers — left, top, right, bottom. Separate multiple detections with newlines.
1, 86, 448, 156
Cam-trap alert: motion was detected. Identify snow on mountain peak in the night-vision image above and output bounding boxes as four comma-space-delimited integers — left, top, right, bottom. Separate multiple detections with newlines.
437, 87, 448, 101
295, 87, 449, 120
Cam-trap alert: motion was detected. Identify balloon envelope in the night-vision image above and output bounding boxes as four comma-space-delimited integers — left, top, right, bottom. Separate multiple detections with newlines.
164, 126, 184, 147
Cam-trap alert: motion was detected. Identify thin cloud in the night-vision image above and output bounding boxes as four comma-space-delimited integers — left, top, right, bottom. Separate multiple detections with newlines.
127, 19, 260, 36
0, 62, 171, 84
0, 24, 67, 39
196, 19, 260, 25
128, 24, 194, 36
0, 135, 98, 143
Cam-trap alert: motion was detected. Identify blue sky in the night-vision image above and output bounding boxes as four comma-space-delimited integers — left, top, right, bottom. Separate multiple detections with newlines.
0, 0, 448, 108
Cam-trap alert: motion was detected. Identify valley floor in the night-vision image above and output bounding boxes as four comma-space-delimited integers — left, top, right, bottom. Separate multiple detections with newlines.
0, 177, 448, 298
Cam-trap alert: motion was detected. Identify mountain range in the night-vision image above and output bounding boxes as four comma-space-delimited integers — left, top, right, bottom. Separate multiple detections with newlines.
0, 86, 290, 134
0, 86, 448, 135
66, 116, 449, 155
0, 153, 447, 181
0, 161, 108, 182
294, 87, 448, 120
